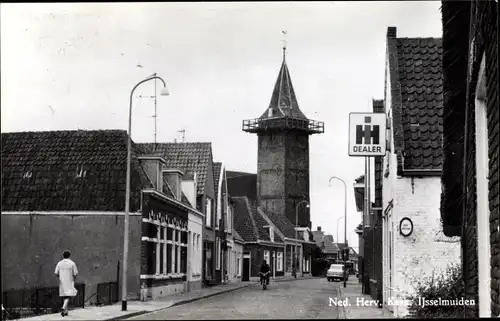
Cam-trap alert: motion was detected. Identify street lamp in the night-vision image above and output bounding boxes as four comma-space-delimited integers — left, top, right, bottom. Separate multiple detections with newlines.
336, 217, 344, 246
294, 200, 309, 278
122, 73, 169, 311
329, 176, 348, 288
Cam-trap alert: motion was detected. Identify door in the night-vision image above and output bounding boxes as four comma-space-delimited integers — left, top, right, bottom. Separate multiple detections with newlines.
243, 257, 250, 281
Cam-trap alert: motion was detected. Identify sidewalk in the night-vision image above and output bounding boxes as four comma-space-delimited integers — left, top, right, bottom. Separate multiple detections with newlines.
21, 276, 318, 321
338, 280, 395, 319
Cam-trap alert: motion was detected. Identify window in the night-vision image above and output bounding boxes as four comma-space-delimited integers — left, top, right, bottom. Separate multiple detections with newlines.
205, 197, 213, 227
269, 227, 274, 242
193, 233, 196, 249
237, 257, 241, 276
277, 252, 283, 272
216, 238, 221, 270
197, 234, 200, 251
264, 250, 270, 264
226, 204, 232, 233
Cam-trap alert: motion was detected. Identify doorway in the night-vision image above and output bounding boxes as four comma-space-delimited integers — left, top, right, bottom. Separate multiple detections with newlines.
242, 254, 250, 281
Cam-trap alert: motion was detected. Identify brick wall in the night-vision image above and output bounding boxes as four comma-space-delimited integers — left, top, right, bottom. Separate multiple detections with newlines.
393, 177, 461, 317
245, 244, 285, 277
0, 214, 142, 302
257, 131, 311, 229
463, 1, 499, 317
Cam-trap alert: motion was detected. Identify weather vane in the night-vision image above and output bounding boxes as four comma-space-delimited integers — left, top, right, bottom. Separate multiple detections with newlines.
281, 30, 287, 59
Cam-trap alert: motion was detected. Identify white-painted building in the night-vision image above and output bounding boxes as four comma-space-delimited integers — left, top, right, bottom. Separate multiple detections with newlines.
182, 173, 204, 291
381, 27, 461, 317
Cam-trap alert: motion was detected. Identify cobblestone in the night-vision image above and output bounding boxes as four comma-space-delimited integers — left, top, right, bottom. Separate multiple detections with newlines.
129, 278, 342, 320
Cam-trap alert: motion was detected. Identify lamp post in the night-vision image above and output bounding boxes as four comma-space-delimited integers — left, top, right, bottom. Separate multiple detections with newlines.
329, 176, 348, 288
336, 216, 344, 245
122, 73, 169, 311
295, 200, 309, 278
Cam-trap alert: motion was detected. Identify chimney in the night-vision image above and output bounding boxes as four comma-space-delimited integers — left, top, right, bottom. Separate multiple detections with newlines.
387, 26, 397, 39
138, 156, 165, 191
163, 169, 184, 202
181, 172, 197, 208
317, 226, 322, 231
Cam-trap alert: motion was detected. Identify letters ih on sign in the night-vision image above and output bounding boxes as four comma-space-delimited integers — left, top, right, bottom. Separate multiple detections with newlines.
348, 112, 387, 157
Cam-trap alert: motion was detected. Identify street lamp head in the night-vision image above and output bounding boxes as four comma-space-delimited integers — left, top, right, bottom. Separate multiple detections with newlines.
305, 204, 310, 208
160, 87, 170, 96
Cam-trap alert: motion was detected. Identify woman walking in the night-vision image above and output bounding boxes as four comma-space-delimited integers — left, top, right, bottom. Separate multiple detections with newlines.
54, 250, 79, 317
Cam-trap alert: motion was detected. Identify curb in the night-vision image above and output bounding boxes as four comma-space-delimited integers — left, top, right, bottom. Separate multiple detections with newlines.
338, 286, 348, 319
108, 283, 255, 320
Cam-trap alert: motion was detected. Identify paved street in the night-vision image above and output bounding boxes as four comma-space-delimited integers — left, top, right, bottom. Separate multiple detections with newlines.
129, 279, 344, 320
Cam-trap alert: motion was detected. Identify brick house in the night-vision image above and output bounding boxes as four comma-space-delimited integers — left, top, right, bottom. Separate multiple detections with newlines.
440, 0, 499, 317
136, 143, 222, 287
380, 27, 461, 317
1, 130, 201, 303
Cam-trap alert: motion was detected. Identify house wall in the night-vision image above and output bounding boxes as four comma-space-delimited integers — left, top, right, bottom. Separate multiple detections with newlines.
201, 157, 218, 285
232, 242, 244, 282
244, 244, 285, 279
392, 177, 461, 317
188, 212, 203, 291
463, 1, 499, 317
0, 213, 142, 302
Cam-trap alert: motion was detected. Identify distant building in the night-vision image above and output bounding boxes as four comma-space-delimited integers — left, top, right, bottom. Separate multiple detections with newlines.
228, 47, 324, 280
440, 0, 499, 317
380, 27, 461, 317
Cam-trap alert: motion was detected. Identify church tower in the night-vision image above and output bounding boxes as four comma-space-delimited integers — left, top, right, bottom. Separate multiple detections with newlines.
242, 45, 324, 229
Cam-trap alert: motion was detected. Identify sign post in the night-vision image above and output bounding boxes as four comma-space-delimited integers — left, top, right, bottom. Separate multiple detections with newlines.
348, 112, 387, 293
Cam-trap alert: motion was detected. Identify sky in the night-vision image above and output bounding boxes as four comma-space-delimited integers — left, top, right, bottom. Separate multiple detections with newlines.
1, 1, 443, 251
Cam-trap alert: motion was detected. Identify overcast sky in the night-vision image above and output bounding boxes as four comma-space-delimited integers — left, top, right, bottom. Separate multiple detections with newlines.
1, 1, 442, 250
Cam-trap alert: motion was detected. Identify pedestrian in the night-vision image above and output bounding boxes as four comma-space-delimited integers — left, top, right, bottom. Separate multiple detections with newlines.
54, 250, 79, 317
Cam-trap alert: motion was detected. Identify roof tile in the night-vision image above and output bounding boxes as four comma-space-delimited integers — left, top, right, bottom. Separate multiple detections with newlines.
1, 130, 151, 212
395, 37, 444, 170
138, 143, 212, 195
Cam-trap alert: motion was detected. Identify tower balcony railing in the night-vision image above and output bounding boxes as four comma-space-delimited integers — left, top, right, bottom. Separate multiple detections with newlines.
242, 116, 324, 134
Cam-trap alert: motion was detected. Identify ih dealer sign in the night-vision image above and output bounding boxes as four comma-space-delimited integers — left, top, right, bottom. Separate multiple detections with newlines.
348, 112, 386, 157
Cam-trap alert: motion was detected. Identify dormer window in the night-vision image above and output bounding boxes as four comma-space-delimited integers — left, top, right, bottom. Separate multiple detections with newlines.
268, 226, 274, 242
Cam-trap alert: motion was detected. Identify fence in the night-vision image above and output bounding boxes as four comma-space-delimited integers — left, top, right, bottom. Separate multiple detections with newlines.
2, 283, 85, 319
96, 282, 119, 306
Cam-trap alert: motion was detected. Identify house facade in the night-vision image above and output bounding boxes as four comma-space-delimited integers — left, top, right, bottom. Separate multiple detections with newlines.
440, 0, 499, 317
137, 143, 221, 287
380, 27, 461, 317
1, 130, 201, 304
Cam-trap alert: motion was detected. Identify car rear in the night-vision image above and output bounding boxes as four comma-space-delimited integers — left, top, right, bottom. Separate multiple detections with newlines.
326, 264, 345, 282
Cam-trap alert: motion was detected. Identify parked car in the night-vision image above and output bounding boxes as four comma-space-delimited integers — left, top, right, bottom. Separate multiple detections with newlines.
326, 264, 348, 282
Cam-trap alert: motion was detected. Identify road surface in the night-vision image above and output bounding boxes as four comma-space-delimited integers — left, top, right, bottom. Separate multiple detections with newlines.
128, 278, 344, 320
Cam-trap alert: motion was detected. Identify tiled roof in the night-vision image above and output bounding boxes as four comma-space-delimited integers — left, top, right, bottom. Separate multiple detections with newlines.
213, 162, 222, 200
1, 130, 151, 212
138, 143, 212, 195
232, 229, 244, 243
259, 54, 308, 120
323, 237, 339, 254
388, 28, 444, 173
248, 201, 272, 242
232, 196, 259, 242
226, 171, 257, 201
258, 206, 296, 239
232, 196, 282, 243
